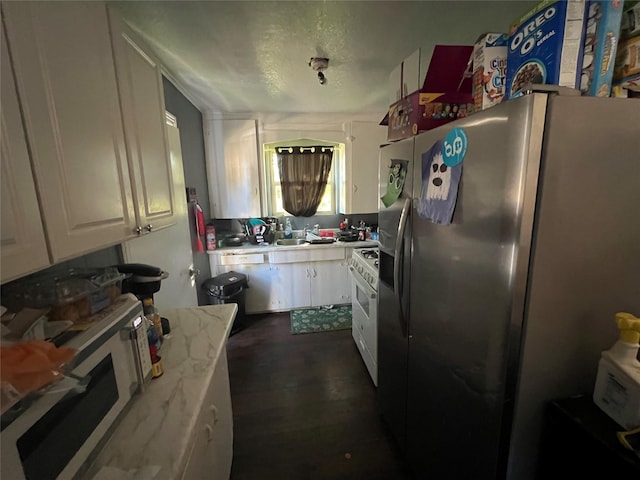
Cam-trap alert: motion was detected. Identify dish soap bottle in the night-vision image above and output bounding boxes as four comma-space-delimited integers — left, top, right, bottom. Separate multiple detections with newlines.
284, 218, 293, 239
593, 312, 640, 429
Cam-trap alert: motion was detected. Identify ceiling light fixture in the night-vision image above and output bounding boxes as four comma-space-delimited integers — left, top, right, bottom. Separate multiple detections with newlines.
309, 57, 329, 85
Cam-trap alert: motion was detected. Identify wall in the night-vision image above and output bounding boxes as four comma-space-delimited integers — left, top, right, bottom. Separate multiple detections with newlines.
213, 213, 378, 239
162, 76, 211, 305
206, 112, 382, 239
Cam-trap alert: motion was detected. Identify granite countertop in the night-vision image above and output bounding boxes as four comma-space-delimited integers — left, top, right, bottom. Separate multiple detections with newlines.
207, 239, 378, 255
83, 304, 237, 480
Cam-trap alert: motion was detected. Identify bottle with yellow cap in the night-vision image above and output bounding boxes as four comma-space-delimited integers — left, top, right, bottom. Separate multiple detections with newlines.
142, 297, 163, 344
593, 312, 640, 429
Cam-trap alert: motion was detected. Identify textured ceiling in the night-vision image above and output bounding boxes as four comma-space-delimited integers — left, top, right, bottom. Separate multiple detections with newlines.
110, 1, 535, 115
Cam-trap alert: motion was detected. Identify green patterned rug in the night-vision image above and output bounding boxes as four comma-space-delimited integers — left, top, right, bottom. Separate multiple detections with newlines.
290, 305, 352, 334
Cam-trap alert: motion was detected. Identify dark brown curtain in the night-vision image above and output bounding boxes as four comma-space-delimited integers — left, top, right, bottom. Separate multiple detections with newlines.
277, 146, 333, 217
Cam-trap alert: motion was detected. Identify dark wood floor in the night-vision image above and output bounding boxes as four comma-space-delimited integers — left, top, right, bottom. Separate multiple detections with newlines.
226, 312, 411, 480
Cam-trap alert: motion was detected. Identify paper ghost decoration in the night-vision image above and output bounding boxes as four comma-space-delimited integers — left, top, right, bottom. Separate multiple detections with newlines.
417, 140, 462, 225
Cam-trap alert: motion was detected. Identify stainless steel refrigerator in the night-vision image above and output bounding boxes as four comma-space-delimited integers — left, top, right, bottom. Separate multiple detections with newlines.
377, 92, 640, 480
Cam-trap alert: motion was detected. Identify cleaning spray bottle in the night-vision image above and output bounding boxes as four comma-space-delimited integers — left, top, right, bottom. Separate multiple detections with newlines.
593, 312, 640, 429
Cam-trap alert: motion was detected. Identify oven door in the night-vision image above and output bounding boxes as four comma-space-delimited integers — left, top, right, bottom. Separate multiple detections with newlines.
349, 266, 378, 384
1, 329, 138, 480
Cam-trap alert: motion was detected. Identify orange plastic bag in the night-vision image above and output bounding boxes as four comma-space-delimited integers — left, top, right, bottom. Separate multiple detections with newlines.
0, 340, 76, 399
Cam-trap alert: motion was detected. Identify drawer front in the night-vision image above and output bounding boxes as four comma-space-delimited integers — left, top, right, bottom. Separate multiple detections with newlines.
219, 253, 265, 265
269, 248, 345, 264
353, 329, 378, 386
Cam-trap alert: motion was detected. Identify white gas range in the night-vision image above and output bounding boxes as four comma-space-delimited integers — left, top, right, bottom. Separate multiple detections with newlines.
348, 247, 379, 386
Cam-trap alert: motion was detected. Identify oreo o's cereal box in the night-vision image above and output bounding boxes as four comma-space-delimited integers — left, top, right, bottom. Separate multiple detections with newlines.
507, 0, 588, 98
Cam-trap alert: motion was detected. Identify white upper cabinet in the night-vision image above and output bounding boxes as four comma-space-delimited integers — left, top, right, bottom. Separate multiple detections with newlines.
2, 2, 137, 263
205, 117, 262, 219
0, 22, 50, 283
344, 121, 387, 214
109, 9, 176, 234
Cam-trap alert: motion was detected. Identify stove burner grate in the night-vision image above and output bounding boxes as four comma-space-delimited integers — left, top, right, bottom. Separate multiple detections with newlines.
360, 249, 379, 260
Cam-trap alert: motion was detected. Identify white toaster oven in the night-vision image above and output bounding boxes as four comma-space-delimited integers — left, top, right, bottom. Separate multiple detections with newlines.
0, 294, 150, 480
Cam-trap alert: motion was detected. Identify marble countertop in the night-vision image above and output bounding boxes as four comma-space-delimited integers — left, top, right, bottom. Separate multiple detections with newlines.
83, 304, 237, 480
207, 239, 378, 255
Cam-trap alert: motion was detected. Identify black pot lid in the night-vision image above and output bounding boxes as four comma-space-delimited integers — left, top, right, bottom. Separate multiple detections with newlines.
115, 263, 168, 281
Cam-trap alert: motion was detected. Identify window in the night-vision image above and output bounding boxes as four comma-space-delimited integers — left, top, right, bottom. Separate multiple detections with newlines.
263, 141, 344, 216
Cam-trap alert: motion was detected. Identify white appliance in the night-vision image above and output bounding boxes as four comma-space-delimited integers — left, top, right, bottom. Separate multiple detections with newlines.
0, 294, 149, 480
349, 248, 379, 385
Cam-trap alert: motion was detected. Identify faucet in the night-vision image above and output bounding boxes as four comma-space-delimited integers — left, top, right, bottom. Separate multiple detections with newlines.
304, 224, 311, 236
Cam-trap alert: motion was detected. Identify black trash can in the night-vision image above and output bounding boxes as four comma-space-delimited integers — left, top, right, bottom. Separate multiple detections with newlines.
202, 271, 248, 336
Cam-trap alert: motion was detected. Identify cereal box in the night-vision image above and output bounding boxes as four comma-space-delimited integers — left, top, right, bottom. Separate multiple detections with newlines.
473, 33, 508, 110
507, 0, 589, 98
613, 34, 640, 90
580, 1, 625, 97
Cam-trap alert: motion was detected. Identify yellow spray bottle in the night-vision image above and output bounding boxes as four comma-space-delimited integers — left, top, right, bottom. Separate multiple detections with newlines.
593, 312, 640, 429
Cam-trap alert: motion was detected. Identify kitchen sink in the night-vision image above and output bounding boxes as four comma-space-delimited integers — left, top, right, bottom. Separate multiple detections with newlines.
275, 238, 307, 246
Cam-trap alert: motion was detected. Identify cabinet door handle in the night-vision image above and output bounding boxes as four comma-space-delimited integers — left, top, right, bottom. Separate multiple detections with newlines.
312, 268, 317, 278
204, 423, 214, 442
145, 224, 153, 232
134, 226, 143, 235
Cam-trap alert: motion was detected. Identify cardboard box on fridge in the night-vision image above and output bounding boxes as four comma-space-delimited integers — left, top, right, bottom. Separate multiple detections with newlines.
473, 33, 508, 110
506, 0, 589, 99
579, 0, 625, 97
386, 45, 474, 141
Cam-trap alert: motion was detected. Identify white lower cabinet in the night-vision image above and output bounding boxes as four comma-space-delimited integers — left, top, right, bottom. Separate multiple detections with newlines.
182, 349, 233, 480
311, 259, 351, 306
269, 247, 351, 309
238, 263, 273, 314
209, 247, 352, 313
214, 262, 309, 314
267, 263, 310, 311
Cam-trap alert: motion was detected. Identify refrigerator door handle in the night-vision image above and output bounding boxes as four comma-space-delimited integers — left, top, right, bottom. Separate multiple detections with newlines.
394, 198, 411, 334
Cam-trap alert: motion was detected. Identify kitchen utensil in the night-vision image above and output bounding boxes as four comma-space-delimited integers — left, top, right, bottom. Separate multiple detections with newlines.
252, 224, 267, 244
307, 238, 335, 244
248, 218, 266, 228
337, 230, 359, 242
222, 235, 245, 247
115, 264, 169, 298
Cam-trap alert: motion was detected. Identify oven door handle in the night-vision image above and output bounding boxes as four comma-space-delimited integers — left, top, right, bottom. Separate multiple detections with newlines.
348, 266, 377, 299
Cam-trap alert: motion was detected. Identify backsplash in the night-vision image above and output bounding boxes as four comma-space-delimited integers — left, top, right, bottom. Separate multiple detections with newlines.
212, 213, 378, 238
0, 246, 123, 310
